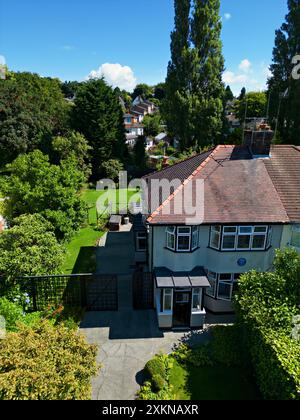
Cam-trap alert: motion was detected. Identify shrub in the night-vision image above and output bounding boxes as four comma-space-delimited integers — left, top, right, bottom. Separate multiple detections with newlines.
152, 374, 166, 392
0, 298, 24, 332
210, 325, 247, 367
144, 356, 168, 383
0, 321, 98, 400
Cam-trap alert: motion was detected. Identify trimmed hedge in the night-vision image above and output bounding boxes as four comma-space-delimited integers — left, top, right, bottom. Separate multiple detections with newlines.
235, 249, 300, 400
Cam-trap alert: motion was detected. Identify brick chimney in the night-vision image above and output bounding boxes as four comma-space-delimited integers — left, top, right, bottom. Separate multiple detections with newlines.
244, 121, 274, 158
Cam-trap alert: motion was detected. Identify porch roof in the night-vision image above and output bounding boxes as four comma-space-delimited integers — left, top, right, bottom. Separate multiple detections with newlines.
154, 266, 210, 289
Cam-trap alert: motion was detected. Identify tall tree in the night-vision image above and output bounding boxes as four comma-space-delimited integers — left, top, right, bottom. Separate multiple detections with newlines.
163, 0, 193, 150
163, 0, 224, 150
225, 85, 234, 102
72, 78, 127, 177
268, 0, 300, 144
190, 0, 224, 146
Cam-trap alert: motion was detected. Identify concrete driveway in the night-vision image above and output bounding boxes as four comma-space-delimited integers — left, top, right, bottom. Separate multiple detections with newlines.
81, 226, 233, 400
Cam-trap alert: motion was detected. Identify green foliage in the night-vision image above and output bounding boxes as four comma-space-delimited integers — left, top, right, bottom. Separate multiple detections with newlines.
132, 84, 154, 100
52, 131, 92, 177
235, 249, 300, 400
0, 298, 24, 332
0, 72, 69, 166
0, 214, 65, 282
72, 78, 126, 177
234, 91, 268, 121
137, 381, 175, 400
101, 159, 124, 181
2, 150, 86, 240
143, 113, 162, 137
0, 321, 98, 400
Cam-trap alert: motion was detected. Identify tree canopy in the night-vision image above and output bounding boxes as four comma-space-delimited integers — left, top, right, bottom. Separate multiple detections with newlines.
0, 72, 69, 166
0, 214, 65, 281
234, 91, 268, 122
72, 78, 127, 178
2, 150, 86, 241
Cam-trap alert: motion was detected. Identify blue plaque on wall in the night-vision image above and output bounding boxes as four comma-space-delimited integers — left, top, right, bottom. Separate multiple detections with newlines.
238, 258, 247, 267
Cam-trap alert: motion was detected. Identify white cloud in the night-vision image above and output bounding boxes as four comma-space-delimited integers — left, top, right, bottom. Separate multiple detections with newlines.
239, 59, 252, 73
87, 63, 137, 91
223, 71, 248, 85
224, 13, 231, 20
0, 55, 6, 65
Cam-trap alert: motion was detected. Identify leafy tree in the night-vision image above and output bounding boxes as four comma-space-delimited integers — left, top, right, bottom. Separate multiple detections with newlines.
163, 0, 224, 150
101, 159, 124, 182
72, 78, 126, 177
268, 0, 300, 145
143, 113, 162, 137
132, 84, 153, 100
0, 72, 69, 166
133, 136, 147, 170
234, 91, 267, 121
52, 131, 92, 177
0, 214, 65, 281
0, 321, 98, 400
2, 151, 86, 240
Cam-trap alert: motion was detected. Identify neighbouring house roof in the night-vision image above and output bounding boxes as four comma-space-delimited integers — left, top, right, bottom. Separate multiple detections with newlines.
155, 267, 210, 289
155, 132, 168, 142
144, 145, 300, 225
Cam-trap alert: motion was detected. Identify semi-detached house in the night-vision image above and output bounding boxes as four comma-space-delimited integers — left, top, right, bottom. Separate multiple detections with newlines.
136, 136, 300, 329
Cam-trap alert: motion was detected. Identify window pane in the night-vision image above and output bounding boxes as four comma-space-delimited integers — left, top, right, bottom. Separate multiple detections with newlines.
166, 227, 175, 234
167, 233, 175, 250
254, 226, 267, 233
210, 230, 220, 249
224, 226, 237, 233
252, 235, 266, 249
178, 227, 191, 234
206, 279, 216, 297
192, 289, 201, 310
192, 228, 198, 249
218, 282, 232, 301
164, 294, 172, 311
177, 235, 190, 250
222, 235, 236, 249
267, 227, 272, 248
219, 273, 232, 281
212, 225, 221, 233
237, 235, 251, 249
239, 226, 252, 234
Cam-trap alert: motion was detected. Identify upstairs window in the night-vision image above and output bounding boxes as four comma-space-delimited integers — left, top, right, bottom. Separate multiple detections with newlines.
210, 226, 270, 251
166, 226, 199, 252
136, 232, 147, 252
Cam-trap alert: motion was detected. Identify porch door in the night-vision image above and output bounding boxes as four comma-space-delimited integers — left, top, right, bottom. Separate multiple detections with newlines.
173, 289, 191, 328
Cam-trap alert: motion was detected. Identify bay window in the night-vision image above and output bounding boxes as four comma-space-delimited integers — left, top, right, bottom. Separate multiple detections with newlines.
212, 225, 270, 251
206, 273, 242, 301
166, 226, 199, 252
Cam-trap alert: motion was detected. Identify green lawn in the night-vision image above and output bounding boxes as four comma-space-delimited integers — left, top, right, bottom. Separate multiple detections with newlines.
60, 187, 139, 275
169, 359, 259, 401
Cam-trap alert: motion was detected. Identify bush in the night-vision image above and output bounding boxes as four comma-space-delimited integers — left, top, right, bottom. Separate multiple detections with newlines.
0, 298, 24, 332
144, 356, 167, 382
152, 374, 166, 392
210, 325, 246, 367
0, 321, 98, 400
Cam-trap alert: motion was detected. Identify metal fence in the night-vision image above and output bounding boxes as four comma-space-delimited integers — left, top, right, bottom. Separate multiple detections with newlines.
0, 274, 118, 312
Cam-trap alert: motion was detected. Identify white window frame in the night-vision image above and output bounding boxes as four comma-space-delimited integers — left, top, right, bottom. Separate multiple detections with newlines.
166, 227, 176, 251
221, 227, 237, 251
192, 288, 202, 311
191, 226, 199, 250
162, 288, 173, 312
206, 271, 217, 298
217, 274, 234, 301
210, 225, 221, 250
221, 226, 269, 251
177, 227, 192, 252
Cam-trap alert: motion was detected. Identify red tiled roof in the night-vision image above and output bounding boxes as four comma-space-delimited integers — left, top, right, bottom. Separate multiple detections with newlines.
146, 145, 298, 225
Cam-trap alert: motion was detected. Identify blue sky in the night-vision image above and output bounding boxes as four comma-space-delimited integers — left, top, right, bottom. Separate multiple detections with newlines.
0, 0, 288, 94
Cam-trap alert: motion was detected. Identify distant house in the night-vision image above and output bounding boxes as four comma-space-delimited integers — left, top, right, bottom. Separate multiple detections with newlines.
155, 132, 170, 146
124, 113, 144, 138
